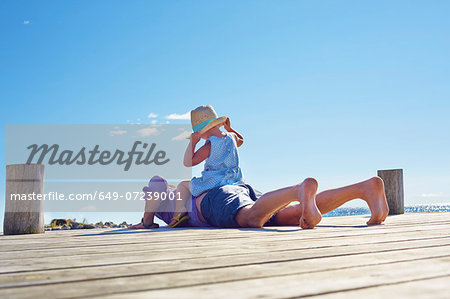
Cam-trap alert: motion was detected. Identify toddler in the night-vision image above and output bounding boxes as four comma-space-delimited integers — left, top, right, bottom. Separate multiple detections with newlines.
168, 105, 244, 227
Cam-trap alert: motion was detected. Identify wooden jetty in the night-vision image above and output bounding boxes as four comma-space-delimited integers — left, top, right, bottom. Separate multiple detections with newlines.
1, 212, 449, 298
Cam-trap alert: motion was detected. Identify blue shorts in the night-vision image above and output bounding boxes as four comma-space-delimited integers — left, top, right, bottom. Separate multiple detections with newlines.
200, 184, 279, 228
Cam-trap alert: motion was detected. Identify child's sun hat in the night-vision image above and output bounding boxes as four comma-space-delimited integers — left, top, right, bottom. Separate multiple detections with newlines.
190, 105, 227, 134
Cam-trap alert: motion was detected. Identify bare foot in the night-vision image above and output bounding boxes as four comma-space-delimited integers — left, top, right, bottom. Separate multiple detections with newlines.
364, 177, 389, 225
298, 178, 322, 229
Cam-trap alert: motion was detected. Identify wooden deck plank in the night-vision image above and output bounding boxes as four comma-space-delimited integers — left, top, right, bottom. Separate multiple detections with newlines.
1, 222, 449, 260
1, 217, 447, 249
0, 212, 441, 240
0, 213, 448, 298
1, 228, 449, 274
1, 220, 449, 253
1, 212, 448, 244
1, 225, 448, 265
0, 238, 448, 289
2, 252, 448, 298
88, 257, 450, 299
316, 276, 450, 299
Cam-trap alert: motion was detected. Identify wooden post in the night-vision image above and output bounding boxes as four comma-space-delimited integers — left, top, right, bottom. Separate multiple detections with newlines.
377, 169, 404, 215
3, 164, 45, 235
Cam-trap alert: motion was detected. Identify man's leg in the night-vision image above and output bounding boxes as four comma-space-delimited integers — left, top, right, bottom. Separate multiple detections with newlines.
275, 176, 389, 225
235, 177, 322, 229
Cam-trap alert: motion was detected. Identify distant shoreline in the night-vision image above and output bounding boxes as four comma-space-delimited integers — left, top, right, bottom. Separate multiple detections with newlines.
323, 203, 450, 217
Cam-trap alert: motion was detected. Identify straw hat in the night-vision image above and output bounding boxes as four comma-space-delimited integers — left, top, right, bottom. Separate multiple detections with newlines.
190, 105, 227, 135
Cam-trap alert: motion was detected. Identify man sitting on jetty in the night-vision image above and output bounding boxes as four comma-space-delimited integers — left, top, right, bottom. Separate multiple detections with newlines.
128, 175, 389, 229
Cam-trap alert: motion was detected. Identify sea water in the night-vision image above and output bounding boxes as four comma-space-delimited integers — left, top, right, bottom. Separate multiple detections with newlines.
323, 203, 450, 217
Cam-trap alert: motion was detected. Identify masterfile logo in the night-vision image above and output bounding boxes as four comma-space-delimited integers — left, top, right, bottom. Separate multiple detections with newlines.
5, 124, 192, 212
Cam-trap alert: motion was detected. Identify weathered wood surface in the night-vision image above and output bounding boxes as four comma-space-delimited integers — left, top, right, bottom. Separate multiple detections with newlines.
0, 213, 449, 298
3, 164, 45, 235
378, 169, 404, 214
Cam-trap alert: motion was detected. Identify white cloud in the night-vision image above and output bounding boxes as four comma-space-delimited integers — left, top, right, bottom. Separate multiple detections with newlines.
151, 120, 157, 124
110, 127, 127, 136
421, 192, 444, 198
165, 112, 190, 120
136, 127, 159, 137
147, 112, 158, 118
172, 130, 191, 141
24, 20, 30, 25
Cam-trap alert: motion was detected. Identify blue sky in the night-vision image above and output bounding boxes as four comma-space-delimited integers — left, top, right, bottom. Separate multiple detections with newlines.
1, 0, 449, 226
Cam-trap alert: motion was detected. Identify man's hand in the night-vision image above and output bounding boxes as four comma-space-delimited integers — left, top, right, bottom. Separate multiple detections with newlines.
224, 117, 231, 131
